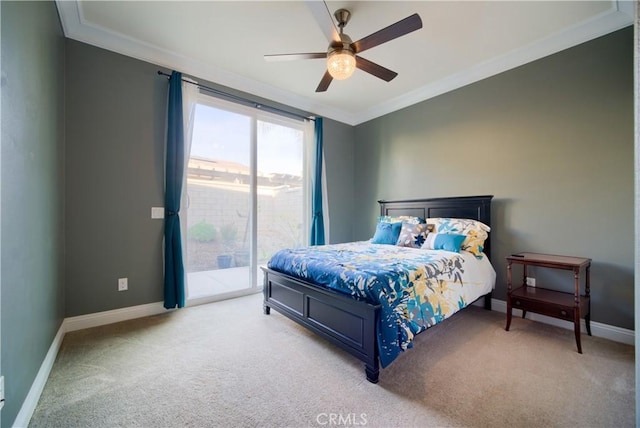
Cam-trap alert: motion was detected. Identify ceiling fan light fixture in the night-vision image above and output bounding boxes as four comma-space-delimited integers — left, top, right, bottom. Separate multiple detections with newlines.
327, 49, 356, 80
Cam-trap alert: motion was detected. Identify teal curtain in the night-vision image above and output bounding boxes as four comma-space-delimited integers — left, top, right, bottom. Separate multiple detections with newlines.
164, 71, 186, 309
310, 117, 325, 246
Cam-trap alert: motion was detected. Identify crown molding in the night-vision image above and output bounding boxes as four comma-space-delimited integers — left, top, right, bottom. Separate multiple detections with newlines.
354, 1, 634, 124
54, 0, 358, 125
56, 0, 633, 126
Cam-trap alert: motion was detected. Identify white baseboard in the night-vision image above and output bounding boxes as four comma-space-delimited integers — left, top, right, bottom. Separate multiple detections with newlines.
12, 324, 65, 428
14, 296, 635, 427
490, 298, 635, 346
63, 301, 169, 332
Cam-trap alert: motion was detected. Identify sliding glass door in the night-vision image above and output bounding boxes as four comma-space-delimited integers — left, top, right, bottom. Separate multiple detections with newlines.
184, 94, 309, 302
256, 118, 308, 281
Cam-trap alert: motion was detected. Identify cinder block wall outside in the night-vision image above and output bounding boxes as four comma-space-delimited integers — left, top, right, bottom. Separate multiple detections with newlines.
185, 181, 303, 270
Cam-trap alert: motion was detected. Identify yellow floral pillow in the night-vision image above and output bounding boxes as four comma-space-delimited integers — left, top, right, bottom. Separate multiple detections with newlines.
426, 218, 490, 258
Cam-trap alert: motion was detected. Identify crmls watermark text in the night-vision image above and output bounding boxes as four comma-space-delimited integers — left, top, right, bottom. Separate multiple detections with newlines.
316, 413, 368, 426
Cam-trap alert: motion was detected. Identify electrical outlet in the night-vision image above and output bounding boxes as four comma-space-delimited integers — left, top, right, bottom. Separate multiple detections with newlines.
526, 277, 536, 287
118, 278, 128, 291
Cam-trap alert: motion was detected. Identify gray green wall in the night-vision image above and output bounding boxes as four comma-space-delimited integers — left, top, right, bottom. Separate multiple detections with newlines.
64, 40, 356, 317
65, 40, 167, 317
323, 118, 356, 244
354, 27, 634, 329
1, 1, 66, 426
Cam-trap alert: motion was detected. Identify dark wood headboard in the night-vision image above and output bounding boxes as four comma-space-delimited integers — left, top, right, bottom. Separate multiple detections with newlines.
378, 195, 493, 259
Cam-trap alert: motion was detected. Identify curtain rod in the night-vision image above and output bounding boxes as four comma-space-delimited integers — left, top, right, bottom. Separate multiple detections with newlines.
157, 71, 314, 122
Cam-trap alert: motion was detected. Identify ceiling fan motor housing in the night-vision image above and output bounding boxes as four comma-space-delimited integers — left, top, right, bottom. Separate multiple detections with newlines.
328, 33, 354, 56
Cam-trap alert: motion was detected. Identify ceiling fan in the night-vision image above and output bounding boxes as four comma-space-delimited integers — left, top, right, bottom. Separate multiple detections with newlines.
264, 2, 423, 93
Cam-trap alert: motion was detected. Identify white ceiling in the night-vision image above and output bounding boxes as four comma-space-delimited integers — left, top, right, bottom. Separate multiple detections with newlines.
56, 1, 633, 125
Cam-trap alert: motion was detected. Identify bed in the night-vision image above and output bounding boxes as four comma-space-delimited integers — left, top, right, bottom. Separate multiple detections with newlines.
262, 195, 494, 383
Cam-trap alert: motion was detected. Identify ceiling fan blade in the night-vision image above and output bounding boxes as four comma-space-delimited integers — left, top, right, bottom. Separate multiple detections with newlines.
264, 52, 326, 62
352, 13, 423, 54
355, 56, 398, 82
306, 0, 341, 44
315, 70, 333, 92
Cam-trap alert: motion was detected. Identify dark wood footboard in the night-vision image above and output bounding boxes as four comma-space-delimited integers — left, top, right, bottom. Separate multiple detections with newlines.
262, 267, 382, 383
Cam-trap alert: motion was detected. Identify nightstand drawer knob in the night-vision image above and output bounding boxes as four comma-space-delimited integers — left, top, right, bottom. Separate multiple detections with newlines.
560, 310, 567, 316
515, 300, 521, 306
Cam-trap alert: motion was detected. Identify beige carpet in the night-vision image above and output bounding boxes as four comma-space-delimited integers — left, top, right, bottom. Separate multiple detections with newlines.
29, 293, 634, 427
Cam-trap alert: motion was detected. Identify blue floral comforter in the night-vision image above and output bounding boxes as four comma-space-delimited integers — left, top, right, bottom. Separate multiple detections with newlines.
267, 241, 495, 368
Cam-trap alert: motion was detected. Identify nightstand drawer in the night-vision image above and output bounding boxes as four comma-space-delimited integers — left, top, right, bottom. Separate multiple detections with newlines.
512, 297, 574, 321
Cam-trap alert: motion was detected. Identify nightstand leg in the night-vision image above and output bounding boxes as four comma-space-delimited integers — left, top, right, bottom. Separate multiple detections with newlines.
585, 265, 591, 336
506, 262, 513, 331
574, 315, 582, 354
573, 267, 583, 353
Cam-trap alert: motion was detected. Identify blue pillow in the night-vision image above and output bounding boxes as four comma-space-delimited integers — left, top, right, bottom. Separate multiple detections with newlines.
371, 222, 402, 245
421, 233, 466, 252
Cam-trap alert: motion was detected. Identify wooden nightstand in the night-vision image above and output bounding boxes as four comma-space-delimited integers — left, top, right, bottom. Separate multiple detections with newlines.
505, 252, 592, 353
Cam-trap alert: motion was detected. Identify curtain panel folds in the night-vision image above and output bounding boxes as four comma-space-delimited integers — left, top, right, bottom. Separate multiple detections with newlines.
163, 71, 198, 309
164, 71, 186, 309
310, 117, 325, 246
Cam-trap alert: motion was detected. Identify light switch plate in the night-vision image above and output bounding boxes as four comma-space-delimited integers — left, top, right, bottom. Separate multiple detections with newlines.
151, 207, 164, 219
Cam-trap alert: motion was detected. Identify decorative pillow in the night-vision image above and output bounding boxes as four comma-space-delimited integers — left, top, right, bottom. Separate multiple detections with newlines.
371, 222, 402, 245
426, 218, 490, 258
421, 233, 466, 253
396, 223, 434, 248
378, 215, 425, 225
